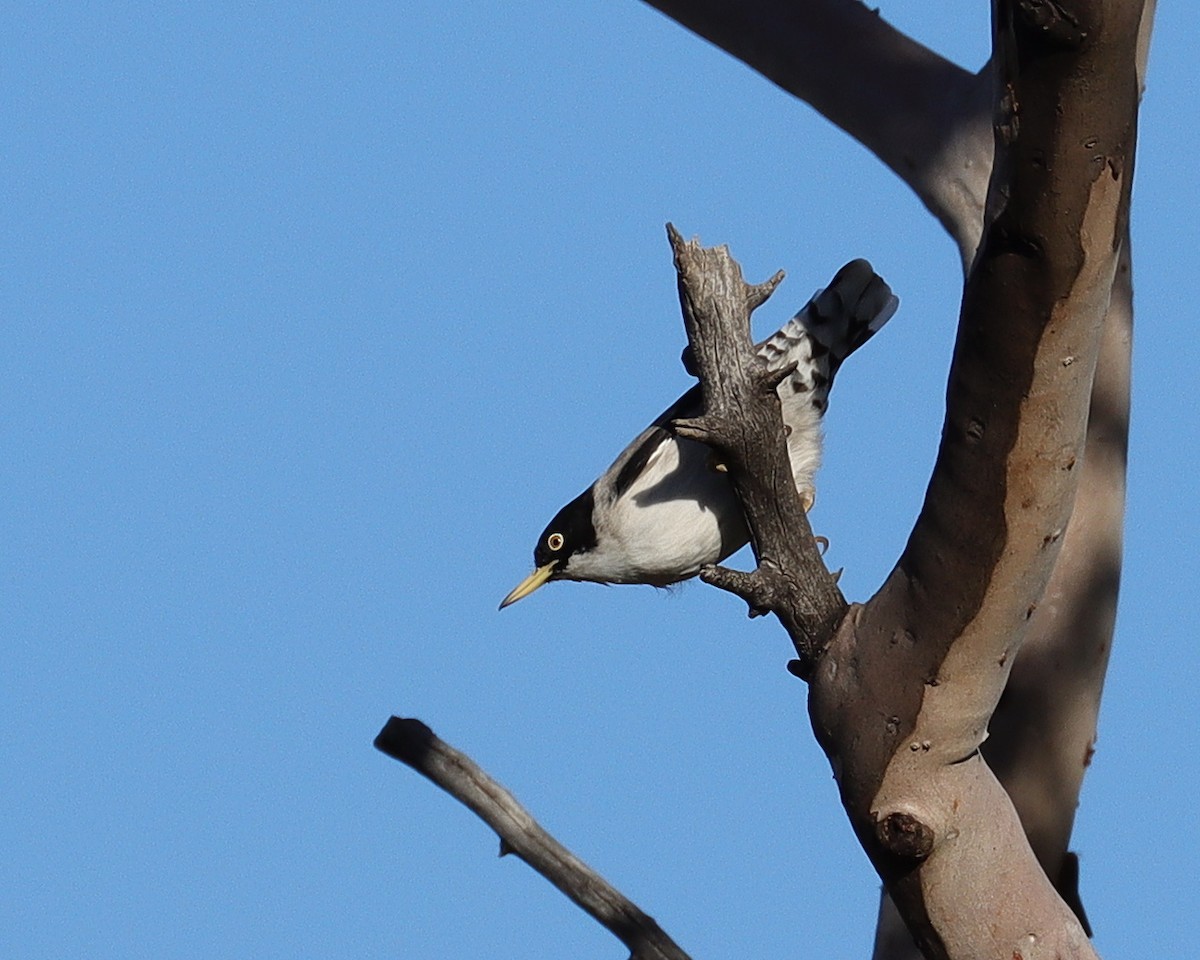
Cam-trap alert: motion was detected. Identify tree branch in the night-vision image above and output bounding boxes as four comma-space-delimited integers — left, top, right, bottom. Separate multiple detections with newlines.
975, 0, 1152, 903
374, 717, 692, 960
981, 226, 1131, 923
871, 166, 1139, 960
670, 0, 1140, 953
808, 1, 1142, 954
665, 223, 847, 663
641, 0, 994, 262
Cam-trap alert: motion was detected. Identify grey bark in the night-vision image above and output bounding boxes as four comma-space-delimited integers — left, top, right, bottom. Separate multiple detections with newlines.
374, 717, 692, 960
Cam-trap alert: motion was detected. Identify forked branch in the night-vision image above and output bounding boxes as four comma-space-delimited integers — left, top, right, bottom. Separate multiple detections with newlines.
668, 1, 1140, 956
641, 0, 994, 262
639, 3, 1151, 957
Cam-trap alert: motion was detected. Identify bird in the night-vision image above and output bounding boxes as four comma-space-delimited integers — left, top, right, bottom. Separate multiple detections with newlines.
500, 259, 898, 608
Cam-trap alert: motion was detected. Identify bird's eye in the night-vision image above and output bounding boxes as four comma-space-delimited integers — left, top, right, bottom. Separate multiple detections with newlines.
547, 532, 565, 551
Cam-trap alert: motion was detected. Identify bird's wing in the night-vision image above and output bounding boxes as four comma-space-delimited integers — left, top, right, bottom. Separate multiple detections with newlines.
607, 384, 702, 500
603, 262, 896, 505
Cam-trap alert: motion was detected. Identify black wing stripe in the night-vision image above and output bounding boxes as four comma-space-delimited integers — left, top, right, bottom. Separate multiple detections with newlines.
612, 427, 671, 499
611, 384, 704, 500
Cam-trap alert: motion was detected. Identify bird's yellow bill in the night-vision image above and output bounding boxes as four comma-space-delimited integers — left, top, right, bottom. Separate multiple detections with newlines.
499, 563, 556, 609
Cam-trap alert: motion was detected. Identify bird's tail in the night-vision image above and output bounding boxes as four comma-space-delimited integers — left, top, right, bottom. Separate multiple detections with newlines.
757, 258, 898, 386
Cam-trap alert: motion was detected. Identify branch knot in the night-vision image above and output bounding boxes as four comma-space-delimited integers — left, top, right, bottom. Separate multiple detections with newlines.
876, 811, 935, 861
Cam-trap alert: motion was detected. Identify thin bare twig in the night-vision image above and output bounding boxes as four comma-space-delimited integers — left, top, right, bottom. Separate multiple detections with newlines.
374, 717, 692, 960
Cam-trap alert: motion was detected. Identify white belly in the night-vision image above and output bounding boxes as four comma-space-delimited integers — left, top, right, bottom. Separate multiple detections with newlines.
587, 435, 749, 585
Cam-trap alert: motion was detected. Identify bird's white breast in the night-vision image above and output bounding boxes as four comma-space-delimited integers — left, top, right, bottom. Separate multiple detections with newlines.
572, 433, 748, 585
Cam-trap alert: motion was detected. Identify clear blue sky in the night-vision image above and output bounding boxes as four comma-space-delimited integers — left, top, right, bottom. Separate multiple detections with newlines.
4, 3, 1196, 957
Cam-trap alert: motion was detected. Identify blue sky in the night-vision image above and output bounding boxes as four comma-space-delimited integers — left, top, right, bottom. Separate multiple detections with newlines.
4, 2, 1197, 957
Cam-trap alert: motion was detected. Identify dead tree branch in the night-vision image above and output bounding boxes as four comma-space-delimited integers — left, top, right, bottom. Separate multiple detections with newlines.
665, 223, 846, 664
374, 717, 692, 960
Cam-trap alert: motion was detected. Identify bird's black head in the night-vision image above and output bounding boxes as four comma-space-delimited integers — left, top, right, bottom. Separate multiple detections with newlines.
500, 485, 601, 609
533, 486, 599, 574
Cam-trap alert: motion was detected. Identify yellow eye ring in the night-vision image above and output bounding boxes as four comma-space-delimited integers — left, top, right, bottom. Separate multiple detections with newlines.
547, 532, 565, 551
